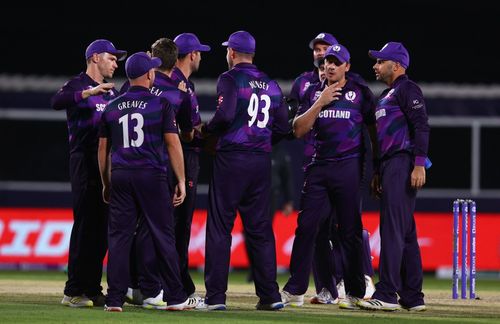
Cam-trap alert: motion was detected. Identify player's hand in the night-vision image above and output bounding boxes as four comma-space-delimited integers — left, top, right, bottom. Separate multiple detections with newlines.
317, 82, 342, 106
178, 80, 188, 92
102, 185, 110, 204
85, 83, 115, 98
411, 166, 426, 189
370, 173, 382, 199
173, 181, 186, 207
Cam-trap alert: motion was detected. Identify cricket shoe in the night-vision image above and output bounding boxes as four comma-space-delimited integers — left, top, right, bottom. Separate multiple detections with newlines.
195, 300, 227, 311
89, 294, 106, 307
364, 275, 375, 299
189, 293, 204, 307
125, 288, 144, 306
104, 304, 123, 312
357, 298, 401, 311
256, 301, 284, 311
400, 303, 427, 312
142, 290, 166, 310
281, 290, 304, 307
61, 295, 93, 307
310, 288, 339, 305
338, 295, 361, 310
166, 297, 198, 311
337, 280, 346, 299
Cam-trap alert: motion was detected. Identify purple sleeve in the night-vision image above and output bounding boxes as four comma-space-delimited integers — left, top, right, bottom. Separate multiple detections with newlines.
361, 86, 376, 125
177, 91, 193, 132
288, 76, 302, 102
161, 100, 179, 134
98, 113, 108, 138
50, 79, 84, 111
272, 93, 292, 144
204, 74, 238, 134
398, 82, 430, 166
296, 85, 314, 116
119, 80, 130, 94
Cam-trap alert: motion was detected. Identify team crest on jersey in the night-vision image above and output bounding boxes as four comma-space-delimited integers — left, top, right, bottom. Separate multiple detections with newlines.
95, 104, 106, 111
302, 81, 311, 93
345, 91, 356, 102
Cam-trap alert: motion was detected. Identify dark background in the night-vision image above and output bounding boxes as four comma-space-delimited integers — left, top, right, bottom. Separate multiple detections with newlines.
1, 2, 499, 211
2, 2, 497, 83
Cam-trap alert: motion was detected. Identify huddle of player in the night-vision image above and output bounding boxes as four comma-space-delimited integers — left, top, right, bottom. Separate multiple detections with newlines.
53, 31, 429, 312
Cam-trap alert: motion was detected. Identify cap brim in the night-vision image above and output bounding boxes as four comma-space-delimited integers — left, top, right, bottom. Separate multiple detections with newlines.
221, 41, 229, 46
151, 57, 162, 69
368, 50, 390, 60
198, 44, 211, 52
112, 50, 128, 61
325, 53, 347, 64
309, 39, 332, 50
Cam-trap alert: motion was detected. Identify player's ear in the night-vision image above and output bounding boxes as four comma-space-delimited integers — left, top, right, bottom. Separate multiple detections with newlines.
91, 53, 100, 64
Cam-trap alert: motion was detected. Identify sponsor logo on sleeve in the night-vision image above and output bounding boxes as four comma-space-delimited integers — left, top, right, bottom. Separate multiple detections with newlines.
412, 99, 424, 109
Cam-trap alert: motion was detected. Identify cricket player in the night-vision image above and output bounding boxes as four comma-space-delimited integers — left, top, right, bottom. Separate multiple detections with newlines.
290, 34, 376, 305
171, 33, 211, 299
51, 39, 126, 308
282, 43, 378, 310
358, 42, 429, 312
98, 52, 197, 312
198, 30, 290, 311
120, 38, 195, 309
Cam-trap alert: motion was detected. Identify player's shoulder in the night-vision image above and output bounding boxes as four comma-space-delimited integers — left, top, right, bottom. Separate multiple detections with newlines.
397, 76, 423, 95
293, 71, 314, 83
347, 71, 369, 88
63, 73, 87, 89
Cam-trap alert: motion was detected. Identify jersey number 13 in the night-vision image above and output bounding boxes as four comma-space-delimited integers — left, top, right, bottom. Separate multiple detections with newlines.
119, 113, 144, 148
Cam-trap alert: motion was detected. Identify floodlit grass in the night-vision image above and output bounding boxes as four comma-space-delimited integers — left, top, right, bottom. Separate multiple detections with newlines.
0, 270, 499, 323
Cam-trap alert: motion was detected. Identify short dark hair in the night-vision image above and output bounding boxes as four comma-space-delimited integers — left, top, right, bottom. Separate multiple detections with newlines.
151, 38, 178, 71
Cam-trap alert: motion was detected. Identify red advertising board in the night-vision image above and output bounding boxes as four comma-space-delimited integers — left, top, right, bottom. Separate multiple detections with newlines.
1, 208, 500, 270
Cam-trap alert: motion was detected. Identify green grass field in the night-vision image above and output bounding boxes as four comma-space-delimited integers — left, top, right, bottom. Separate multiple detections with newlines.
0, 270, 499, 323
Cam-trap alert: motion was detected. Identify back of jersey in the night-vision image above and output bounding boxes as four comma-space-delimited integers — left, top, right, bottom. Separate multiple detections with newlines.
216, 63, 289, 153
101, 86, 177, 171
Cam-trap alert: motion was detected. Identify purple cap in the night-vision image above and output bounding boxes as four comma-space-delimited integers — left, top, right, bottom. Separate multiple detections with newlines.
85, 39, 127, 61
125, 52, 162, 79
173, 33, 211, 55
369, 42, 410, 69
308, 32, 338, 50
324, 44, 350, 63
222, 30, 255, 54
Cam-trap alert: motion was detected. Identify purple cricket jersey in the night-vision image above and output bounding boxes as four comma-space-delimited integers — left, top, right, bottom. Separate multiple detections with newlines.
121, 72, 192, 132
171, 67, 204, 151
375, 74, 430, 166
298, 79, 376, 163
205, 63, 289, 153
51, 72, 119, 154
99, 86, 178, 171
289, 70, 318, 167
